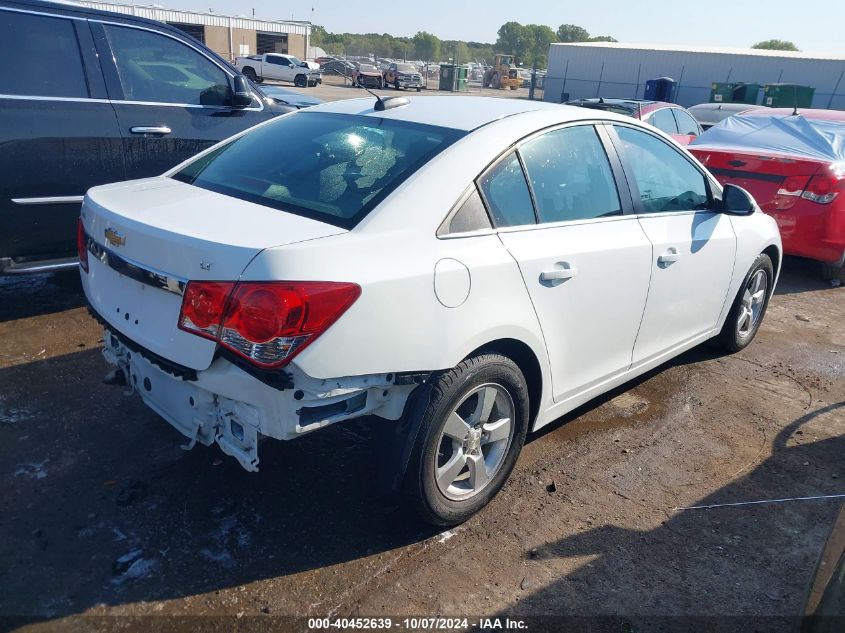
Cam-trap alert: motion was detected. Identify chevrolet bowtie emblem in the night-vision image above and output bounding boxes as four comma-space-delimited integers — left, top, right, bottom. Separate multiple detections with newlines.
104, 228, 126, 247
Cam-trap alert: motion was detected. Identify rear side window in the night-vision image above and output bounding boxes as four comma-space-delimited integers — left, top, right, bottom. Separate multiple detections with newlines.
174, 112, 465, 228
614, 126, 709, 213
672, 109, 701, 136
648, 108, 679, 135
104, 25, 232, 105
478, 153, 536, 227
0, 11, 87, 98
520, 125, 621, 223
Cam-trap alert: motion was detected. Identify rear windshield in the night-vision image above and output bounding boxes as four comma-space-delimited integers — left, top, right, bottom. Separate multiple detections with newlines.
173, 112, 464, 228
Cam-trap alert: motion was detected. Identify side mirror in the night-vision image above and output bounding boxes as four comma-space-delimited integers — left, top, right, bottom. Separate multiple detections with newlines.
721, 183, 756, 215
231, 75, 254, 108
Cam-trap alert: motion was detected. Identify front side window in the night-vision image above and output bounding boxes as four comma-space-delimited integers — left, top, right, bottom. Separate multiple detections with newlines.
648, 108, 679, 135
477, 153, 536, 228
520, 125, 621, 223
267, 55, 288, 66
105, 25, 231, 105
174, 112, 465, 228
0, 11, 87, 98
614, 126, 709, 214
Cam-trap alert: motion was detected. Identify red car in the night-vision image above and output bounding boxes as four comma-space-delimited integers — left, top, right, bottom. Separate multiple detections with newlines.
567, 98, 702, 145
690, 109, 845, 281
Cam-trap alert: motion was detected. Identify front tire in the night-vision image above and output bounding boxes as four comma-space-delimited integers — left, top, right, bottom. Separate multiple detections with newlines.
294, 74, 307, 88
717, 253, 774, 352
404, 354, 529, 526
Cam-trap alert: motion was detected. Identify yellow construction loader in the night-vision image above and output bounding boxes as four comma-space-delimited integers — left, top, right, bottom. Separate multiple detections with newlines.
482, 54, 522, 90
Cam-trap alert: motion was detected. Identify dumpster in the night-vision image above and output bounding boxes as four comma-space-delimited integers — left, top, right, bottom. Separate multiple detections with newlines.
763, 84, 815, 108
455, 65, 469, 92
710, 82, 761, 104
644, 77, 677, 102
439, 64, 455, 91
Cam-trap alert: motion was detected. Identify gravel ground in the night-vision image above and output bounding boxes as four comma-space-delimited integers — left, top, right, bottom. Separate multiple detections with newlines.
0, 256, 842, 631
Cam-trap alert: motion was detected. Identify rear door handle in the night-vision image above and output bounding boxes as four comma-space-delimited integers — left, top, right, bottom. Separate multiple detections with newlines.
657, 248, 680, 265
130, 126, 172, 135
540, 265, 578, 282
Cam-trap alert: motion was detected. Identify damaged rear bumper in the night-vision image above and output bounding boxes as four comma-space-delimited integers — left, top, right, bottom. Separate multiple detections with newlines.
100, 329, 420, 472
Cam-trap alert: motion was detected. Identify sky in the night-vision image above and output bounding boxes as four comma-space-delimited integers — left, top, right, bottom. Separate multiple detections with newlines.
151, 0, 845, 55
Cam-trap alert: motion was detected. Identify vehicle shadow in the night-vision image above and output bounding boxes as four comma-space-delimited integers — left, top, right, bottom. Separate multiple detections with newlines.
492, 402, 845, 632
775, 256, 836, 296
0, 270, 85, 323
0, 347, 438, 620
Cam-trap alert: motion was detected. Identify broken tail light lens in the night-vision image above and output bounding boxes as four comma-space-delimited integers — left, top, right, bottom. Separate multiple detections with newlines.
178, 281, 360, 368
77, 219, 89, 273
178, 282, 235, 340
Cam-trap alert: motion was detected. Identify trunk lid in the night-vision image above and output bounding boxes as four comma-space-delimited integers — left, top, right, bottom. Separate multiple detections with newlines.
690, 146, 825, 213
81, 177, 346, 370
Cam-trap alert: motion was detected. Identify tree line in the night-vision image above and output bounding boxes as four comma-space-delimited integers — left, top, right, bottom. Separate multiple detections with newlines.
311, 22, 800, 67
311, 22, 617, 68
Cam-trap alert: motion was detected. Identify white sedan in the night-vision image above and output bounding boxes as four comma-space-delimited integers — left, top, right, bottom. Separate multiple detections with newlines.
78, 96, 781, 525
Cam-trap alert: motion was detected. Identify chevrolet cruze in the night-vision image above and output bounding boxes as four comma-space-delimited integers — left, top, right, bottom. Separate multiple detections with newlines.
78, 96, 782, 525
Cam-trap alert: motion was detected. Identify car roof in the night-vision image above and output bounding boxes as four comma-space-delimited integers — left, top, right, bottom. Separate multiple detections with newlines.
567, 98, 679, 117
306, 96, 584, 132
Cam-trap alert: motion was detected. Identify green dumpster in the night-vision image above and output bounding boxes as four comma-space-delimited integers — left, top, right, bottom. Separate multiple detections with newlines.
455, 65, 469, 92
439, 64, 455, 91
763, 84, 815, 108
710, 82, 733, 103
710, 82, 760, 104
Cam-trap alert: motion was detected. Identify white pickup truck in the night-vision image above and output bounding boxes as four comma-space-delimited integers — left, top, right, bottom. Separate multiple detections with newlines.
235, 54, 321, 87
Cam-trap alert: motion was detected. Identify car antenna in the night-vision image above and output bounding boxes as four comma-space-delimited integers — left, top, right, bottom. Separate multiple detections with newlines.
791, 86, 800, 116
360, 85, 409, 112
361, 86, 386, 109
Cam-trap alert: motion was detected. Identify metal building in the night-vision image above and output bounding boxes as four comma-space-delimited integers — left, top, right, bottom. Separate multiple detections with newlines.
544, 42, 845, 109
76, 2, 312, 61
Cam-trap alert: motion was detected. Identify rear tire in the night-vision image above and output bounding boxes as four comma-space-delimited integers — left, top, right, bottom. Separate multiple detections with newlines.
242, 67, 257, 82
717, 253, 774, 352
404, 354, 529, 526
820, 261, 845, 284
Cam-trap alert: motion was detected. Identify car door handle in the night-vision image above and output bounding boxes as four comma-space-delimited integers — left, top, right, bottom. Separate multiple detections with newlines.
540, 266, 578, 282
657, 248, 680, 265
130, 126, 172, 135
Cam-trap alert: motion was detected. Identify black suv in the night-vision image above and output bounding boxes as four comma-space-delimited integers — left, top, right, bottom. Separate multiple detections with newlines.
0, 0, 295, 274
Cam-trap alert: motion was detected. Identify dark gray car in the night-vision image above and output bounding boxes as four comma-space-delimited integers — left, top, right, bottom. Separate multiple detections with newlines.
0, 0, 293, 274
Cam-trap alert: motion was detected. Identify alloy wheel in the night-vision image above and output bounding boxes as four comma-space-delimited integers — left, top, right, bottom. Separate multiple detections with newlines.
434, 384, 515, 501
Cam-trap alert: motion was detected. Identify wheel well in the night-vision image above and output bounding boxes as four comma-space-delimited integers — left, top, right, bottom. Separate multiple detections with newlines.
466, 339, 542, 430
763, 244, 781, 280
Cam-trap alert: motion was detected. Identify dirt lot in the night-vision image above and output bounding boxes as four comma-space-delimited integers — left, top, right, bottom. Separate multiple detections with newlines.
0, 253, 842, 632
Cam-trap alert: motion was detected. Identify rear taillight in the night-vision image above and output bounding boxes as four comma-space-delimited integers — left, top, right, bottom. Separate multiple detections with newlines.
802, 173, 844, 204
777, 165, 845, 205
179, 282, 235, 340
77, 219, 89, 273
776, 175, 811, 198
178, 281, 360, 368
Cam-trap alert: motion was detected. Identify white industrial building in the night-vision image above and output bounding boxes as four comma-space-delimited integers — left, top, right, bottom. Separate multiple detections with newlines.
544, 42, 845, 109
77, 2, 312, 61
